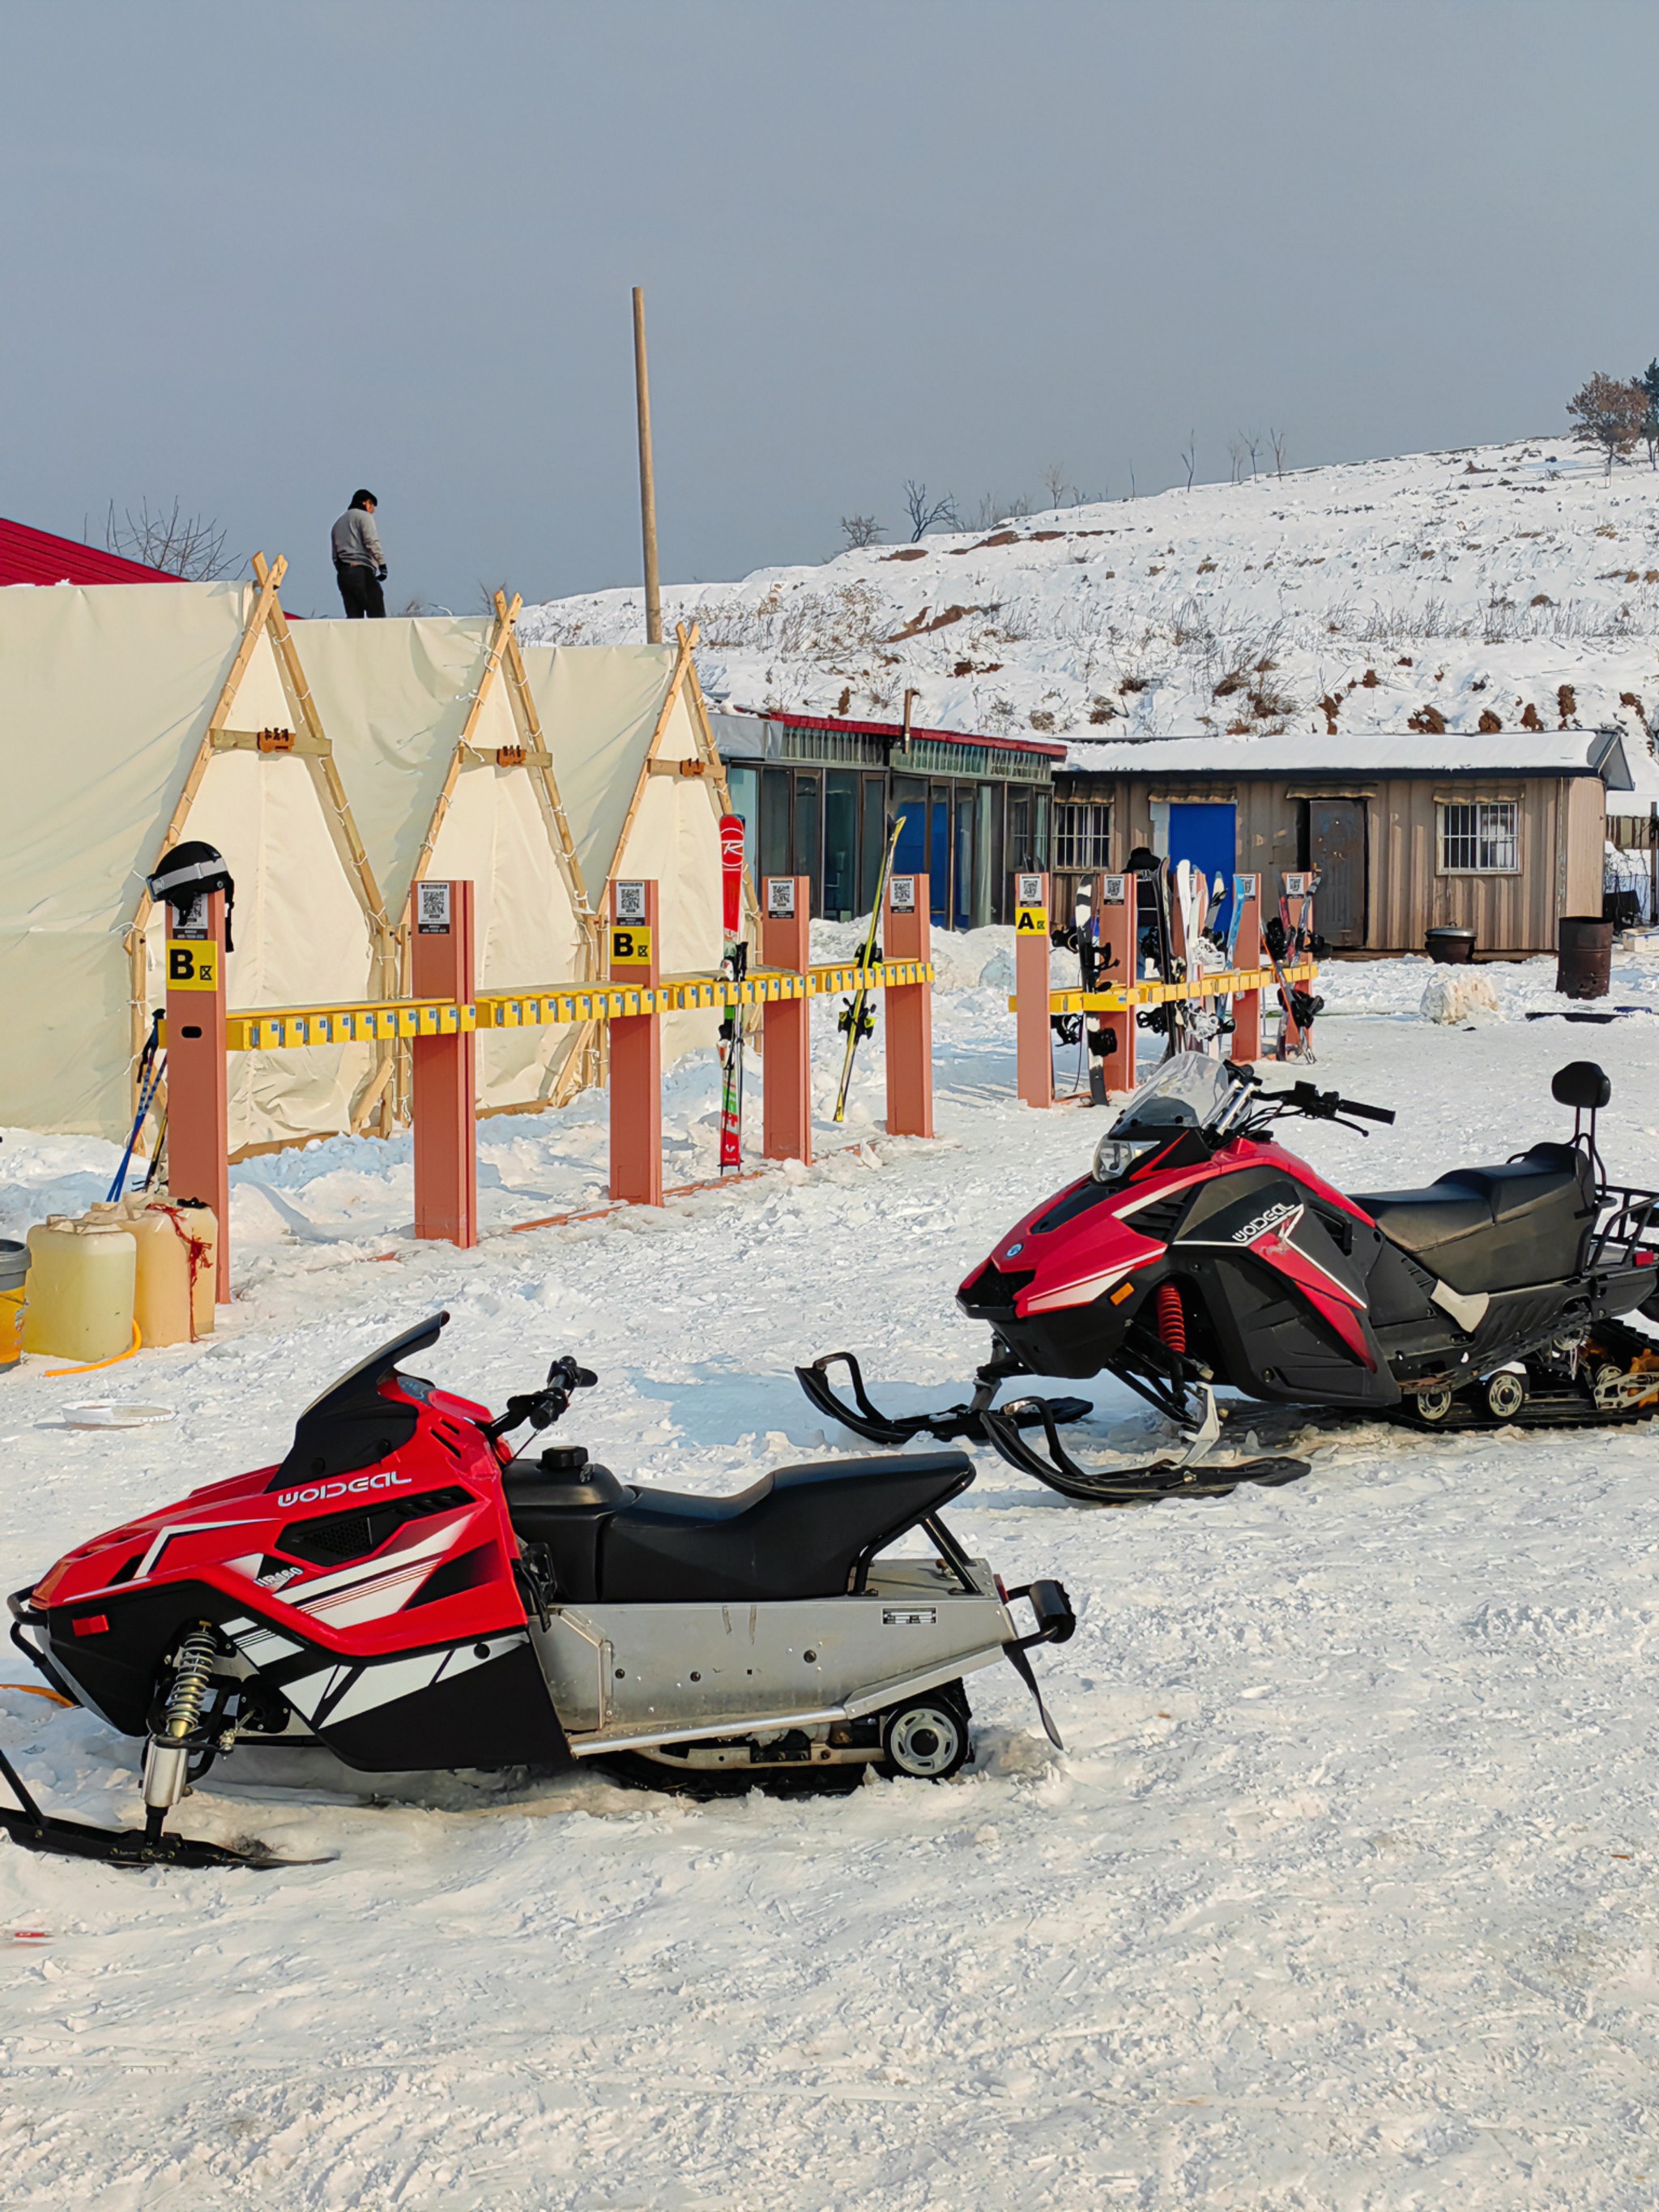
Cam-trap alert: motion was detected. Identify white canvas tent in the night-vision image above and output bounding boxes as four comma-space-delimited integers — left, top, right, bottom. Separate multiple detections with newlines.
2, 571, 735, 1147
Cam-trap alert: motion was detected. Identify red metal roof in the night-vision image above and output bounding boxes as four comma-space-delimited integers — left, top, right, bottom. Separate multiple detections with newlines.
769, 708, 1067, 760
0, 516, 183, 587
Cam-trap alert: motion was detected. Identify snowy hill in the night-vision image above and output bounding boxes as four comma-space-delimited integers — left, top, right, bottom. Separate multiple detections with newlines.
520, 438, 1659, 765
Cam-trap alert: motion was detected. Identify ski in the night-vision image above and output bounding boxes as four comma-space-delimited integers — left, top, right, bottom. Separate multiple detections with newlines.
832, 813, 906, 1123
1262, 870, 1325, 1062
1125, 846, 1183, 1060
717, 815, 747, 1172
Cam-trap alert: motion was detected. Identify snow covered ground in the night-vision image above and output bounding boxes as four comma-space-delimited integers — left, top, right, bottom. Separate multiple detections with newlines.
518, 438, 1659, 768
5, 948, 1659, 2208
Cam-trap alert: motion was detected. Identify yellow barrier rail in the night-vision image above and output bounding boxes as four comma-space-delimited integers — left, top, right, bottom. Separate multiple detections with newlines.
160, 959, 935, 1053
1014, 959, 1317, 1017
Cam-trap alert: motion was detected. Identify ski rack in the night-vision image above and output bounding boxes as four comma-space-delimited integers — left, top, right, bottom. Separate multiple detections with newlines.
156, 872, 936, 1287
1011, 869, 1318, 1108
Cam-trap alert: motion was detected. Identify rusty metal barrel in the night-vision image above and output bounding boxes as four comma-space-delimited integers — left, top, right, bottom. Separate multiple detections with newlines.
1556, 916, 1612, 1000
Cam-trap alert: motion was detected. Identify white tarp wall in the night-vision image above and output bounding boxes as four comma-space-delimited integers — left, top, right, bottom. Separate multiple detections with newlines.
1, 583, 727, 1142
3, 583, 378, 1149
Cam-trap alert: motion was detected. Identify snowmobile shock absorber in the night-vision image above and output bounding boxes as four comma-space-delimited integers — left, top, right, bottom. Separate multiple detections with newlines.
1155, 1281, 1188, 1356
142, 1624, 219, 1838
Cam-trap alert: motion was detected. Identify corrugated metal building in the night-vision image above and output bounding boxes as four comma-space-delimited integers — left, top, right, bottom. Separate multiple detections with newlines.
1052, 730, 1646, 955
0, 515, 179, 587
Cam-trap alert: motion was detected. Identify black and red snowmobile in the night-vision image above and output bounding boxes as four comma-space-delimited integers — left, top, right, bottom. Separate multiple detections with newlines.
800, 1055, 1659, 1502
2, 1315, 1073, 1868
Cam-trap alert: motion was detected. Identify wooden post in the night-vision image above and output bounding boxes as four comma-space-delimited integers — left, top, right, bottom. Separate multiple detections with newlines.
1230, 873, 1263, 1065
884, 873, 933, 1138
1097, 869, 1136, 1095
164, 888, 230, 1302
632, 287, 662, 647
609, 878, 662, 1204
1014, 869, 1053, 1109
411, 881, 478, 1248
761, 876, 812, 1163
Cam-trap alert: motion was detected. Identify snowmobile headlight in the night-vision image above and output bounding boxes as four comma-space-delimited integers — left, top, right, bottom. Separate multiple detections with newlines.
1091, 1135, 1157, 1184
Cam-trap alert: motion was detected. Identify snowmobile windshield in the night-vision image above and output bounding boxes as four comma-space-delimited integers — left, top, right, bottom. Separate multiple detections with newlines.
1109, 1053, 1233, 1134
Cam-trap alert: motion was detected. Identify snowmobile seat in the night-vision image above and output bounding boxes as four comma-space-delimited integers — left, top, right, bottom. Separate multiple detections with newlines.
595, 1450, 975, 1605
1354, 1142, 1595, 1296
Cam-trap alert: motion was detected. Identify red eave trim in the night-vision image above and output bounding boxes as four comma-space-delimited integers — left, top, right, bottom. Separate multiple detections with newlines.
767, 709, 1066, 760
0, 516, 183, 587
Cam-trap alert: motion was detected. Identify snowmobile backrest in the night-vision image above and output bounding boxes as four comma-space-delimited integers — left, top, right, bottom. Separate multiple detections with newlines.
1552, 1061, 1611, 1112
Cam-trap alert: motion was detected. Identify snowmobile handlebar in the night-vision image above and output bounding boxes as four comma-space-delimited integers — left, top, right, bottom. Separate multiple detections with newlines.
1260, 1079, 1395, 1132
481, 1356, 598, 1444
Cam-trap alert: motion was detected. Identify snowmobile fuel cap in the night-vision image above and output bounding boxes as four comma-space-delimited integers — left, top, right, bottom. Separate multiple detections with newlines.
147, 840, 236, 951
539, 1445, 590, 1475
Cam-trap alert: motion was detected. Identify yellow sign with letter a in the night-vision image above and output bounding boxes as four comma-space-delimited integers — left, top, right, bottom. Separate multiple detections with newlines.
1014, 904, 1048, 936
166, 941, 220, 992
610, 924, 653, 965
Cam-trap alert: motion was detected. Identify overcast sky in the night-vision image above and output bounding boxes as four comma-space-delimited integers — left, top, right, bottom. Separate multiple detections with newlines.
4, 1, 1657, 617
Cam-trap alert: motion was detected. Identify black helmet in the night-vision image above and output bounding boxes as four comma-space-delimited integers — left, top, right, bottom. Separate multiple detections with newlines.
147, 839, 236, 950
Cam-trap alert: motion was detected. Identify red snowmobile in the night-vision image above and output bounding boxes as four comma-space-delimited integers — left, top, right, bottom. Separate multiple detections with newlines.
2, 1315, 1073, 1868
800, 1056, 1659, 1502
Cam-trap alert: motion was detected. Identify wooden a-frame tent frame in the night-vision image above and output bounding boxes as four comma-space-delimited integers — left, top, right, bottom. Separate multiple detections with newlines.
123, 552, 397, 1142
122, 576, 757, 1146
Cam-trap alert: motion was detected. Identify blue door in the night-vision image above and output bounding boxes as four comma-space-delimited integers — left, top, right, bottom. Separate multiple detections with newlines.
1166, 802, 1237, 939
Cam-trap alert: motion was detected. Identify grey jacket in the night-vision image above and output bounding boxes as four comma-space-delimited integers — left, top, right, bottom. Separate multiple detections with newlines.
331, 506, 385, 570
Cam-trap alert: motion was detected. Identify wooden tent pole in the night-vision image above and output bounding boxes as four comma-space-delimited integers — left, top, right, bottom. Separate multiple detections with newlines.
124, 557, 288, 1100
633, 285, 663, 645
495, 593, 605, 1104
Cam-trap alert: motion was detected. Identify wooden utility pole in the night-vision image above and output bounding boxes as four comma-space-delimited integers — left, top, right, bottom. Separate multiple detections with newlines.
632, 286, 663, 645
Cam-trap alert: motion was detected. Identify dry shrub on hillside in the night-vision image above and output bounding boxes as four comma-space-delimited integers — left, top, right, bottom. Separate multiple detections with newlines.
1407, 705, 1448, 735
1558, 684, 1578, 726
1520, 702, 1544, 730
1478, 709, 1503, 732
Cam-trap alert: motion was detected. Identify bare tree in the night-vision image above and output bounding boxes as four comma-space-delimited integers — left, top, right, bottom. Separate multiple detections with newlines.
1180, 433, 1196, 492
1567, 372, 1649, 476
902, 480, 958, 540
1039, 462, 1076, 510
1226, 437, 1247, 485
1243, 430, 1262, 478
839, 514, 885, 549
103, 497, 237, 579
1268, 426, 1289, 477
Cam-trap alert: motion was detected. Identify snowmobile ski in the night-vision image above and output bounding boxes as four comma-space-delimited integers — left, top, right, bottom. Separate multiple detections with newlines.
795, 1353, 1309, 1505
0, 1745, 331, 1870
833, 813, 906, 1122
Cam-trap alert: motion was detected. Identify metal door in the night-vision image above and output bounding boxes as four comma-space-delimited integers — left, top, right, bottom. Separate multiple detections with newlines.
1166, 801, 1237, 939
1307, 798, 1367, 946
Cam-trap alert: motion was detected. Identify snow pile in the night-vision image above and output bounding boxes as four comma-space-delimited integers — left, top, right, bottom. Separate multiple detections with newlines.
521, 439, 1659, 767
1420, 968, 1503, 1023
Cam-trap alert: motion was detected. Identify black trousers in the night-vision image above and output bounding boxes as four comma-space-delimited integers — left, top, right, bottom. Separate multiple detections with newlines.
336, 562, 386, 618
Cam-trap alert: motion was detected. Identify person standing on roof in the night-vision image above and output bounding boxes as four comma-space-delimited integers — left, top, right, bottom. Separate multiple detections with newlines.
331, 490, 387, 618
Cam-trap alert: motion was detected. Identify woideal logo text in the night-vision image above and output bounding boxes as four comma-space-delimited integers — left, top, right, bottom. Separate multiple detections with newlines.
276, 1471, 416, 1510
1231, 1199, 1299, 1246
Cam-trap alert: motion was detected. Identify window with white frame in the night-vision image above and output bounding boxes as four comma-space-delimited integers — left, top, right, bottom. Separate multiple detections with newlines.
1052, 801, 1112, 871
1439, 800, 1519, 874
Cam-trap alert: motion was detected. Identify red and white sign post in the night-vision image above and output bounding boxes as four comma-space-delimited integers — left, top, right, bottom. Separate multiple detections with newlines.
608, 878, 663, 1206
1096, 870, 1136, 1097
883, 873, 933, 1138
1014, 871, 1053, 1109
761, 875, 812, 1163
163, 888, 231, 1302
411, 879, 478, 1249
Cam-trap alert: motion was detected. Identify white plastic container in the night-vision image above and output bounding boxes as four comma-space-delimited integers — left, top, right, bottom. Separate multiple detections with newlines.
22, 1216, 137, 1364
